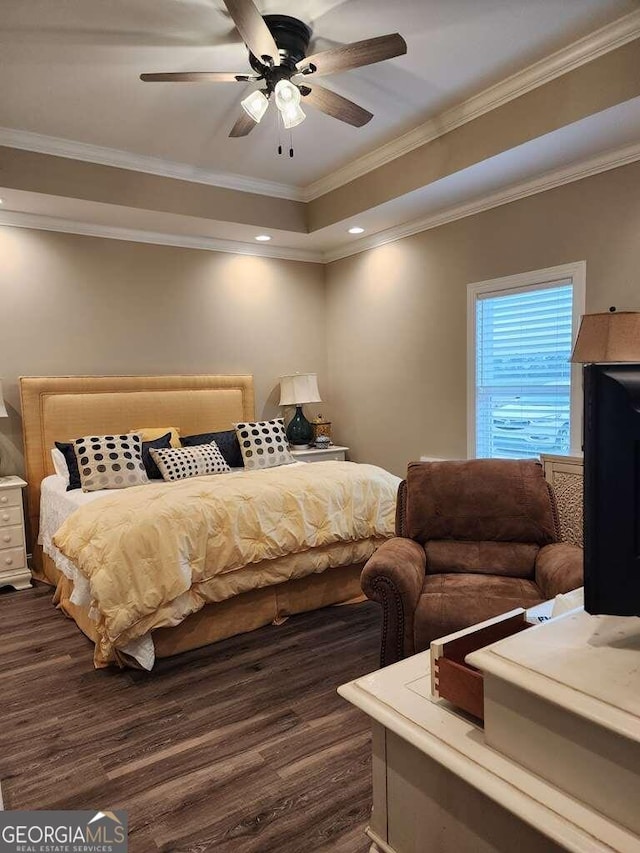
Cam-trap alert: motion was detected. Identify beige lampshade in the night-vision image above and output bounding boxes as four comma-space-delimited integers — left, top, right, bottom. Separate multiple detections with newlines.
0, 380, 8, 419
570, 311, 640, 363
279, 373, 322, 406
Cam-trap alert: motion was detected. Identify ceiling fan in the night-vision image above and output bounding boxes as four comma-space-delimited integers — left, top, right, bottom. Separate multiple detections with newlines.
140, 0, 407, 143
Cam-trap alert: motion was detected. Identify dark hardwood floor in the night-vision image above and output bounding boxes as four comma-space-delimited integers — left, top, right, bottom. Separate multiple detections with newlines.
0, 584, 382, 852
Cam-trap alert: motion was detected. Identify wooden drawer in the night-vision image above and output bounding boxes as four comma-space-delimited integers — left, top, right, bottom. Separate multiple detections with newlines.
0, 547, 26, 572
0, 489, 22, 509
0, 506, 22, 527
431, 609, 532, 721
0, 525, 23, 549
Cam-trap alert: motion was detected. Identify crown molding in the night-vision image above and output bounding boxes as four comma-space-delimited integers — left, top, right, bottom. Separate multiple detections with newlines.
321, 140, 640, 263
2, 141, 639, 267
302, 9, 640, 201
0, 126, 305, 202
0, 211, 323, 263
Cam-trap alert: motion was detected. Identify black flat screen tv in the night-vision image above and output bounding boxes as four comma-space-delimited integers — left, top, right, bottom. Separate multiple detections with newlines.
583, 363, 640, 616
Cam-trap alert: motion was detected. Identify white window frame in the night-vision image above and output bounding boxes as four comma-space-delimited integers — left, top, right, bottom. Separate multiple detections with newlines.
467, 261, 586, 459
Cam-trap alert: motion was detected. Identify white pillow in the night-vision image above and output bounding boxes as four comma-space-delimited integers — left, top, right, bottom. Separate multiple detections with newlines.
73, 433, 149, 492
234, 418, 294, 470
149, 442, 231, 481
51, 447, 69, 483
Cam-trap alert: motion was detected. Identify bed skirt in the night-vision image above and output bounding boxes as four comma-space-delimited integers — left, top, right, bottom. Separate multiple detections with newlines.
43, 553, 365, 668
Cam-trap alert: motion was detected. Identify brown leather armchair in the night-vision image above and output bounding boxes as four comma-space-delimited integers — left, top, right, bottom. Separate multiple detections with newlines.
362, 459, 583, 666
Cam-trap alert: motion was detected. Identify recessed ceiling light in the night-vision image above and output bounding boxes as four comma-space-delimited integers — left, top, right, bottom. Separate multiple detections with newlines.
348, 226, 365, 234
0, 198, 4, 204
255, 235, 271, 242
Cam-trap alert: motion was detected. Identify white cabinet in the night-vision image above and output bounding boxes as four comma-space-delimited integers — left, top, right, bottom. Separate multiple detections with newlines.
0, 476, 30, 590
290, 445, 349, 463
339, 614, 639, 853
540, 453, 583, 546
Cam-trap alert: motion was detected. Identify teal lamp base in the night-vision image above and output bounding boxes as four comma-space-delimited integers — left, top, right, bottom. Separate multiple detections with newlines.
286, 405, 314, 448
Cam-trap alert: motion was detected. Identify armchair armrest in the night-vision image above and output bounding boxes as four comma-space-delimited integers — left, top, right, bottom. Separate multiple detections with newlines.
361, 537, 426, 666
535, 542, 584, 599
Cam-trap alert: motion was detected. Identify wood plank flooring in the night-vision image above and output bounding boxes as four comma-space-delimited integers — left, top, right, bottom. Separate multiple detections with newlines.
0, 584, 382, 852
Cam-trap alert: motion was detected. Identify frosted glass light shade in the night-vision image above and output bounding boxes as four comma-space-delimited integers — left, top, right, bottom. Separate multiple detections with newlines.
281, 103, 306, 129
241, 90, 269, 123
570, 311, 640, 362
279, 373, 322, 406
274, 80, 300, 111
0, 380, 8, 418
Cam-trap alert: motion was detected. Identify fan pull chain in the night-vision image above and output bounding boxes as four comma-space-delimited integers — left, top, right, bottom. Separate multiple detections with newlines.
289, 128, 294, 158
276, 106, 283, 155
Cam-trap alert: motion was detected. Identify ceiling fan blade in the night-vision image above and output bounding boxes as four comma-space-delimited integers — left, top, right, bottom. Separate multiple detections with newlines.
297, 33, 406, 77
223, 0, 280, 66
229, 110, 258, 138
302, 85, 373, 127
141, 72, 258, 83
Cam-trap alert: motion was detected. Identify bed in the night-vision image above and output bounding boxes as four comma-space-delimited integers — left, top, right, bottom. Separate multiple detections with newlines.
20, 374, 399, 668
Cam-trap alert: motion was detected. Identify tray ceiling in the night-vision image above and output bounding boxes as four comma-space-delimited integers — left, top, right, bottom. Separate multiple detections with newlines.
0, 0, 636, 186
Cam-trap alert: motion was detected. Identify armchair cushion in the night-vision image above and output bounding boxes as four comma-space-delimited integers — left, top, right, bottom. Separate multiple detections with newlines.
405, 459, 558, 545
424, 540, 539, 578
414, 573, 544, 651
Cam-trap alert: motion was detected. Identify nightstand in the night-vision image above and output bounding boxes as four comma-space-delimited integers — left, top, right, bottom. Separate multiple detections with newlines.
0, 476, 30, 590
290, 445, 349, 463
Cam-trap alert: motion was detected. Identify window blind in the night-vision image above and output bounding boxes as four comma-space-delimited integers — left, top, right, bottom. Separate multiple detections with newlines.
475, 282, 573, 459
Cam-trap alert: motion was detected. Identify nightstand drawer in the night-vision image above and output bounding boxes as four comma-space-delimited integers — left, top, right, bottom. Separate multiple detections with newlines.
318, 450, 347, 462
0, 489, 21, 508
0, 547, 26, 572
0, 506, 22, 527
290, 446, 349, 464
0, 525, 23, 549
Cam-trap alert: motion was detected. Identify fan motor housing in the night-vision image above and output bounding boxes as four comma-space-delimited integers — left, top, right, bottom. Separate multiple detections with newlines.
249, 15, 312, 74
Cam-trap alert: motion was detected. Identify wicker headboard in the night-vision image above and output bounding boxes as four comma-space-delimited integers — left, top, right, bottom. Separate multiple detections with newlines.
19, 374, 255, 568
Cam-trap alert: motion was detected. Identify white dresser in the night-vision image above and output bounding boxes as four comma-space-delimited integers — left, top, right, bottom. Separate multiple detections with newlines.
339, 607, 640, 853
0, 476, 30, 590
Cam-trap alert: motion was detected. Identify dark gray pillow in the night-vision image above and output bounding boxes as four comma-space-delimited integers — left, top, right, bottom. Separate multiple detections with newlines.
181, 430, 244, 468
141, 432, 172, 479
55, 441, 81, 491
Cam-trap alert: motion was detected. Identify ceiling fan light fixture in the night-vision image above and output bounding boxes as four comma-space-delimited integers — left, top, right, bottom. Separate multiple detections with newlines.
241, 89, 269, 123
274, 79, 301, 112
281, 104, 306, 129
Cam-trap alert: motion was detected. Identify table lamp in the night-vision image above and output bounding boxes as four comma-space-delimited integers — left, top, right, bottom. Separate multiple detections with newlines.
279, 373, 322, 448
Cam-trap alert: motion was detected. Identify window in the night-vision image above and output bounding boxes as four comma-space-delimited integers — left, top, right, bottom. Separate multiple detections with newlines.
467, 263, 585, 460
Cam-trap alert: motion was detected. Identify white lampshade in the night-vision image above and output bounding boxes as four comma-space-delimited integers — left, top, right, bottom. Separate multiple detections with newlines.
241, 90, 269, 123
279, 373, 322, 406
0, 380, 8, 418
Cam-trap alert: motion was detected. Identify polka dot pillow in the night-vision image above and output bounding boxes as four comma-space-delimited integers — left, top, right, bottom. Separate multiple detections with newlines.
149, 442, 231, 481
235, 418, 294, 470
72, 433, 149, 492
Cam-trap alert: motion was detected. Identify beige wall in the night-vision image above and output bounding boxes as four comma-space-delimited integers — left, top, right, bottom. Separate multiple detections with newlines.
2, 160, 639, 480
325, 161, 640, 477
0, 229, 326, 476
